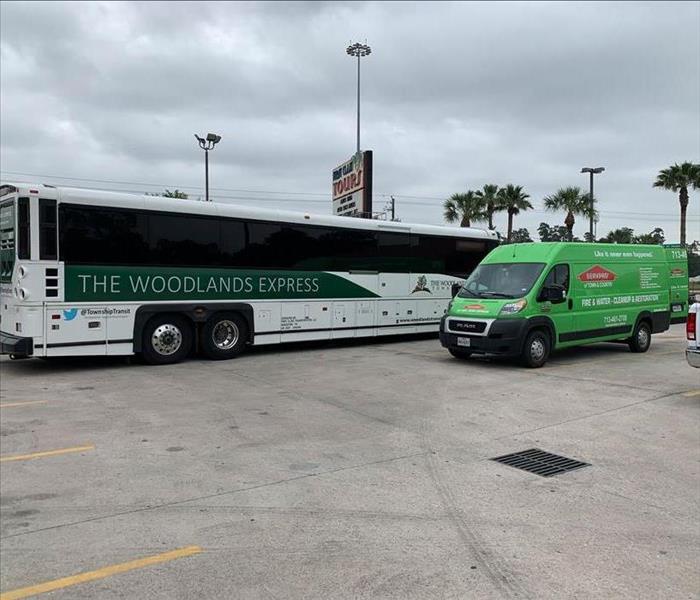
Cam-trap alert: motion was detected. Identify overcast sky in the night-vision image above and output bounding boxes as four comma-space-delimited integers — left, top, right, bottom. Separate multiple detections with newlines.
1, 1, 699, 241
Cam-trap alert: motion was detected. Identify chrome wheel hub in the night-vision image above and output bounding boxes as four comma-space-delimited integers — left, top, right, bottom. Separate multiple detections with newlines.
530, 338, 546, 361
212, 320, 239, 350
151, 324, 183, 356
637, 328, 649, 348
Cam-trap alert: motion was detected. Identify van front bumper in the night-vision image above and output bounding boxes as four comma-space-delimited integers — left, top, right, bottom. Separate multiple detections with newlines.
687, 348, 700, 368
439, 316, 527, 357
0, 331, 33, 357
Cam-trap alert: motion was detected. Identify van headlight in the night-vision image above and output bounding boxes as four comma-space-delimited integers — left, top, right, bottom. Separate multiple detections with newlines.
500, 298, 527, 315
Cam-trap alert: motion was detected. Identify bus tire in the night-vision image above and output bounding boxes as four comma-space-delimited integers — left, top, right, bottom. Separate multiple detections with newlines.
142, 314, 193, 365
521, 329, 550, 368
628, 320, 651, 353
448, 347, 472, 359
201, 312, 248, 360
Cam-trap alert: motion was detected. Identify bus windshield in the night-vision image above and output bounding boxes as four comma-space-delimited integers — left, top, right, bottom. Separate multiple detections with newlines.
458, 262, 545, 299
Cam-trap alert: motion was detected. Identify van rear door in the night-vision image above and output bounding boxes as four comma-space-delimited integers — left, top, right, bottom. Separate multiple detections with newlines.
665, 246, 688, 322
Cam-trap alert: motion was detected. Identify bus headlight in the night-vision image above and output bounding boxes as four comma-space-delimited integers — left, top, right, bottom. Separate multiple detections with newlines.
18, 265, 27, 280
17, 287, 29, 300
500, 298, 527, 315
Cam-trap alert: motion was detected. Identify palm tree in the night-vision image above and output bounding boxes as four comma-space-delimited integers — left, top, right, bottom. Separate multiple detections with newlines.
543, 186, 594, 242
496, 184, 532, 243
474, 184, 500, 230
443, 191, 485, 227
653, 162, 700, 246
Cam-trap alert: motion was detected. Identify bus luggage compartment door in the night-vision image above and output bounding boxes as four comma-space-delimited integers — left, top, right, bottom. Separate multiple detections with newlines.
331, 303, 356, 339
45, 305, 107, 356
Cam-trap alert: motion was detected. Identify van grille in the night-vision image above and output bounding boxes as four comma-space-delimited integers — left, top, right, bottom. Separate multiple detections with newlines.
448, 319, 486, 334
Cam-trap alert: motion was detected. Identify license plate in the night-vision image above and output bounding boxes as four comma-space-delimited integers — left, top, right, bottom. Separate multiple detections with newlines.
457, 337, 471, 347
672, 304, 682, 313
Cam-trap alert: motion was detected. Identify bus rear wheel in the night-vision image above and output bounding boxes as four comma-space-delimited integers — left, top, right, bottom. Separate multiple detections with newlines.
201, 313, 248, 360
142, 315, 193, 365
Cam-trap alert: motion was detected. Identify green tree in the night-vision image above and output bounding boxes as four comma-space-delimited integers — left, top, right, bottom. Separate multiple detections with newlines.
633, 227, 665, 245
146, 189, 189, 199
163, 189, 189, 199
600, 227, 635, 244
543, 186, 595, 242
653, 162, 700, 246
509, 228, 532, 243
688, 240, 700, 278
496, 184, 532, 243
443, 191, 485, 227
538, 222, 570, 242
474, 184, 500, 230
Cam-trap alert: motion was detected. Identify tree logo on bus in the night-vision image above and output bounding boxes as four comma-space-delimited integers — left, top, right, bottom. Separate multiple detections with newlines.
411, 275, 432, 294
577, 265, 617, 283
62, 308, 78, 321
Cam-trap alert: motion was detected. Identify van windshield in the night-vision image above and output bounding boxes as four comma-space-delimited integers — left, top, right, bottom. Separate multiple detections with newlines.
458, 262, 545, 299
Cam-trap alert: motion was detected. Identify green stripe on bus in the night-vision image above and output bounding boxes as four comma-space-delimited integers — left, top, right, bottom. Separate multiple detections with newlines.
64, 265, 380, 302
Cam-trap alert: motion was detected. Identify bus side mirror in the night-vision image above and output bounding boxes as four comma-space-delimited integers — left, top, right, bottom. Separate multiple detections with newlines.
451, 283, 462, 297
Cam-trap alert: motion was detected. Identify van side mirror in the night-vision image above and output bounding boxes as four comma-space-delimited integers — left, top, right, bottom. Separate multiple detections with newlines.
451, 283, 462, 297
541, 285, 565, 303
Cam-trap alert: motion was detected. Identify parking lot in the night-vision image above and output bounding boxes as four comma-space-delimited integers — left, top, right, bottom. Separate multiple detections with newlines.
0, 325, 698, 599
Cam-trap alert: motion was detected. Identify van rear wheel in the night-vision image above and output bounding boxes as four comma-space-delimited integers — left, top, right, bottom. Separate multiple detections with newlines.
628, 321, 651, 353
521, 330, 550, 368
201, 313, 248, 360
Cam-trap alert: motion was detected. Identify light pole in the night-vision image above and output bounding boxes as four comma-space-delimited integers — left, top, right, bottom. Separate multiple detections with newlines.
195, 133, 222, 202
581, 166, 605, 241
346, 42, 371, 155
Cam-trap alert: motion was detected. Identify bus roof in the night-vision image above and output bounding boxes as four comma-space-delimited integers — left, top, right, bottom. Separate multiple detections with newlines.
1, 181, 498, 241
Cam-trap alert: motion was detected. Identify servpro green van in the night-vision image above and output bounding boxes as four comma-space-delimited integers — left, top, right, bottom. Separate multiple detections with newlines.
439, 242, 688, 367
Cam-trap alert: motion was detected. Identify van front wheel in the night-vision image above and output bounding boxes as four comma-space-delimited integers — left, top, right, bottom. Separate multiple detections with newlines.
521, 330, 550, 368
448, 347, 472, 360
628, 321, 651, 353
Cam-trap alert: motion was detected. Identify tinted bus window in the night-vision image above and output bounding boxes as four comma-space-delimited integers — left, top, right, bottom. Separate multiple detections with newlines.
17, 197, 30, 260
148, 213, 221, 266
60, 204, 149, 264
39, 199, 57, 260
220, 219, 246, 266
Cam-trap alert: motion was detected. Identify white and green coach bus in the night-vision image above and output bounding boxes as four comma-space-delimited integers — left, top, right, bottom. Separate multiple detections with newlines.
0, 182, 498, 364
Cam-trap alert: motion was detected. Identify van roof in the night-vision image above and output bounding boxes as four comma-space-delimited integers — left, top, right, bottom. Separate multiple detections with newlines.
484, 242, 667, 263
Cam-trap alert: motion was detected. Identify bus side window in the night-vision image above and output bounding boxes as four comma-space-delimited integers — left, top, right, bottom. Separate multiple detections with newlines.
39, 199, 57, 260
17, 197, 30, 260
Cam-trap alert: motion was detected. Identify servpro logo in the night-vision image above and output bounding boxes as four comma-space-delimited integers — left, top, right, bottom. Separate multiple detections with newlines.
578, 265, 617, 282
670, 267, 685, 277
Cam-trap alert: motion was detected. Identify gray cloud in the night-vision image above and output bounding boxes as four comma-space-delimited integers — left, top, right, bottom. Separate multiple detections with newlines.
1, 1, 699, 240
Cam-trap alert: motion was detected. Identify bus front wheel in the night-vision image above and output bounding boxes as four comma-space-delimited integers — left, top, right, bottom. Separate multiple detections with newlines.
142, 315, 193, 365
201, 313, 248, 360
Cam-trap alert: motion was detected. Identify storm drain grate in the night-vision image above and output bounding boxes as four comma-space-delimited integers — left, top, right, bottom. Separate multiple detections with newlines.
491, 448, 590, 477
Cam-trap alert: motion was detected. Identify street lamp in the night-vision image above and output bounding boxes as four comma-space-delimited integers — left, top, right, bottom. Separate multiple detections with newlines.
346, 42, 371, 155
581, 166, 605, 242
195, 133, 222, 202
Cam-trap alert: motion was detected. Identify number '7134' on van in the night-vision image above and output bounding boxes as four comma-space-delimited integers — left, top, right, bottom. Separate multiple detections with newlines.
440, 242, 689, 367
